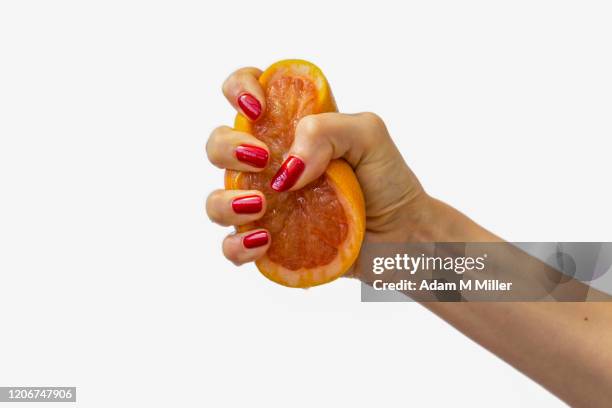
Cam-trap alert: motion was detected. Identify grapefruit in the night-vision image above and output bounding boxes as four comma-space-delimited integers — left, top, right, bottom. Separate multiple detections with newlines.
225, 59, 365, 288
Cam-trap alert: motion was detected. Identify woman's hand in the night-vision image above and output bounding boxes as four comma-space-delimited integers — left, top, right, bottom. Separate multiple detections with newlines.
206, 66, 428, 268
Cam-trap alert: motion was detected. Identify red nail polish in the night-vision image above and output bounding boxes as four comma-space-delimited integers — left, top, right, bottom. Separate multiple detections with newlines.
235, 145, 268, 168
243, 230, 269, 249
237, 93, 262, 121
232, 195, 263, 214
270, 156, 305, 192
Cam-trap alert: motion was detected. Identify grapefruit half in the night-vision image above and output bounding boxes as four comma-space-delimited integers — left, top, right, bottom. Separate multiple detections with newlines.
225, 59, 365, 288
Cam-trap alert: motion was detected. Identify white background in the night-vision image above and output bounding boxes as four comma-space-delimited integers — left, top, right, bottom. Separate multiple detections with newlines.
1, 1, 611, 407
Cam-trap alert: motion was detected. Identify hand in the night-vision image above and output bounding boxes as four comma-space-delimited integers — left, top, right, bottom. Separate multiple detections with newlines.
206, 66, 429, 270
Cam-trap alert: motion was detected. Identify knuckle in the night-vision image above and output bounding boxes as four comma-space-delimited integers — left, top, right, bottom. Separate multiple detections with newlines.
227, 71, 250, 96
234, 70, 251, 84
223, 67, 262, 100
206, 127, 229, 167
296, 115, 324, 142
222, 237, 243, 266
360, 112, 386, 131
221, 75, 233, 96
234, 67, 260, 84
222, 69, 245, 96
359, 112, 389, 148
205, 190, 227, 224
207, 148, 223, 168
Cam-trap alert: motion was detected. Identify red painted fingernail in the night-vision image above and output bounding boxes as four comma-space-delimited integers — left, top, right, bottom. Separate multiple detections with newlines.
235, 145, 268, 168
232, 195, 263, 214
237, 93, 262, 121
243, 230, 269, 248
270, 156, 305, 192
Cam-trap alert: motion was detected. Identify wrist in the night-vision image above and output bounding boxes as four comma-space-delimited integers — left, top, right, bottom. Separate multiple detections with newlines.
396, 194, 499, 243
395, 192, 439, 243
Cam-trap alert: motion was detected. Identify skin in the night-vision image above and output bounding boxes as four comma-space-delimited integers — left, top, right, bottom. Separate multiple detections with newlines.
206, 67, 612, 407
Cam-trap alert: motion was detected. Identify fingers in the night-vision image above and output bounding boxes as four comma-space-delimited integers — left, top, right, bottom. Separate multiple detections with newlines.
206, 189, 266, 227
207, 189, 270, 265
270, 112, 390, 192
210, 67, 270, 269
222, 67, 266, 121
222, 229, 270, 266
206, 126, 269, 171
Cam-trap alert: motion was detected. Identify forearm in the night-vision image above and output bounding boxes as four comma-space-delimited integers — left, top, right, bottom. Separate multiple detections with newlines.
425, 302, 612, 407
402, 195, 612, 407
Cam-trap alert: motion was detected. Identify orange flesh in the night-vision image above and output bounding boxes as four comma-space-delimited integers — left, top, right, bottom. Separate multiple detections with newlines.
238, 76, 348, 270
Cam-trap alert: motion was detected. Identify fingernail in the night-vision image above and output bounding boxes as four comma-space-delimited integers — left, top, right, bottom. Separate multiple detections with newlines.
232, 195, 263, 214
237, 93, 262, 121
235, 144, 268, 168
243, 230, 269, 249
270, 156, 305, 192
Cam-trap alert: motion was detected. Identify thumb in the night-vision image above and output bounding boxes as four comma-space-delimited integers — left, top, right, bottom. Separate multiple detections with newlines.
270, 112, 387, 192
